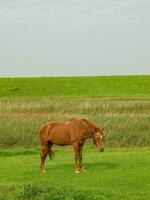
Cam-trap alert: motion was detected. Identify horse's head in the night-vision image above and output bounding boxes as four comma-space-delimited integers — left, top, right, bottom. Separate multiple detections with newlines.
93, 127, 105, 152
81, 118, 105, 152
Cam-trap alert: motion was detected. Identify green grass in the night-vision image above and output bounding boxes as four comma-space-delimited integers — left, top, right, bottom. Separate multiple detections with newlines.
0, 75, 150, 98
0, 147, 150, 200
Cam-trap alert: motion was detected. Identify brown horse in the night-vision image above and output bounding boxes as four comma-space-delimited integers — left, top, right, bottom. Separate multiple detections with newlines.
39, 118, 105, 173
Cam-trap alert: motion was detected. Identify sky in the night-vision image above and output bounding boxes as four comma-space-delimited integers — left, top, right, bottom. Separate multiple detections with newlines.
0, 0, 150, 77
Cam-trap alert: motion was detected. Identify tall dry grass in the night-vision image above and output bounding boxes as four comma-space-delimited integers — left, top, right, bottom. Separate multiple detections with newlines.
0, 99, 149, 147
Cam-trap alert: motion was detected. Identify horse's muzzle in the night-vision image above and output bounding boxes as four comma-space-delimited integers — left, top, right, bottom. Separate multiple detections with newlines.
100, 148, 104, 152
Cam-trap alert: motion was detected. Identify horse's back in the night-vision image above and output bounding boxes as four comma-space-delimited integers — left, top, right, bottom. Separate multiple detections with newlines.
39, 122, 72, 144
39, 119, 91, 145
49, 122, 78, 145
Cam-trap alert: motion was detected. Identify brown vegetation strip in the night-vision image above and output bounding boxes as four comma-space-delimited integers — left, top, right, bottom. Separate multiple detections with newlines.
0, 112, 149, 120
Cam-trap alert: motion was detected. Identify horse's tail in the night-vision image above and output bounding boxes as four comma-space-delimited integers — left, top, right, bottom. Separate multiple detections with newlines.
48, 142, 55, 160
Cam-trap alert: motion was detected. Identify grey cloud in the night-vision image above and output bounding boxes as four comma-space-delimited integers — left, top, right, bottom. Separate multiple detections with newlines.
0, 0, 150, 77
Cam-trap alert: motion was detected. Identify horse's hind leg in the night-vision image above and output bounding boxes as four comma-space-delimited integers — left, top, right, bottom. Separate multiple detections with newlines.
40, 142, 49, 172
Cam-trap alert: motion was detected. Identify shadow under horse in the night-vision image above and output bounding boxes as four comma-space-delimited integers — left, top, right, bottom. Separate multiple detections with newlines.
39, 118, 105, 173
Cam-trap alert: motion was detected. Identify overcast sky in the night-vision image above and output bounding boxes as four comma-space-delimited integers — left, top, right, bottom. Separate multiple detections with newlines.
0, 0, 150, 77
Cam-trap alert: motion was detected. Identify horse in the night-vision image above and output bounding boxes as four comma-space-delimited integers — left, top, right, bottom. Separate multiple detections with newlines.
39, 118, 105, 173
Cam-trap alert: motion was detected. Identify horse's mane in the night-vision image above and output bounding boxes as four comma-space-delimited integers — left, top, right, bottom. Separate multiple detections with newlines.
81, 118, 97, 129
67, 118, 98, 132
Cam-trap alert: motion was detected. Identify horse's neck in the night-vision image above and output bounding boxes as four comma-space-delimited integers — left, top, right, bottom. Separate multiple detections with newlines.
83, 130, 93, 139
81, 119, 94, 139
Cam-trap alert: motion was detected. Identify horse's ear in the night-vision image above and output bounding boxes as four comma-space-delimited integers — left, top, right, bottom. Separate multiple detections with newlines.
93, 127, 99, 133
81, 118, 88, 124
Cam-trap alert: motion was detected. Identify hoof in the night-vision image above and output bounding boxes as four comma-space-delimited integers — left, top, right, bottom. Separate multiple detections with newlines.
74, 170, 80, 174
80, 168, 86, 172
42, 169, 47, 173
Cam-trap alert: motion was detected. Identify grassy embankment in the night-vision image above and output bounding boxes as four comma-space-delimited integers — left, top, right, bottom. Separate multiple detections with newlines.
0, 75, 150, 98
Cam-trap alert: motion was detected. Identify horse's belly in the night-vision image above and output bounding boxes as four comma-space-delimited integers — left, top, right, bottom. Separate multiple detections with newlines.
50, 139, 73, 146
49, 132, 73, 145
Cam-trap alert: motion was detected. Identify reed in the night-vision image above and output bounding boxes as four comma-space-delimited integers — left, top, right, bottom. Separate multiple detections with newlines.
0, 99, 149, 147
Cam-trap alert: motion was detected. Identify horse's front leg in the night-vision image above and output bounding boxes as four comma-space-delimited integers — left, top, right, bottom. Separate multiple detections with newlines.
73, 143, 80, 173
79, 143, 86, 172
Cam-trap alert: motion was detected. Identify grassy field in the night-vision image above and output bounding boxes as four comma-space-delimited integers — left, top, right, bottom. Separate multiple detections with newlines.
0, 75, 150, 98
0, 75, 150, 199
0, 147, 150, 200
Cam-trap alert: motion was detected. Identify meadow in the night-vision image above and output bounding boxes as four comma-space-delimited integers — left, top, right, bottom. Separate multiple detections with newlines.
0, 75, 150, 200
0, 147, 150, 200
